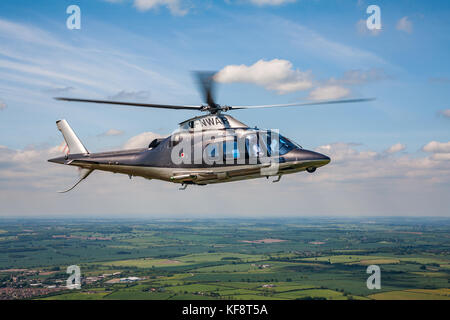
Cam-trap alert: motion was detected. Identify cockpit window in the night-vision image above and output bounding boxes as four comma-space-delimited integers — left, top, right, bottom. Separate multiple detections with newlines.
148, 138, 162, 149
278, 135, 298, 155
265, 132, 301, 156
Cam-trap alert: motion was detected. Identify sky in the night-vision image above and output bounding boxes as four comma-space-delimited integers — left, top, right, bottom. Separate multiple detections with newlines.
0, 0, 449, 217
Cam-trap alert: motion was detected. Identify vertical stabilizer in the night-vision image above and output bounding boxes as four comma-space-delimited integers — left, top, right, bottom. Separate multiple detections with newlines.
56, 119, 89, 154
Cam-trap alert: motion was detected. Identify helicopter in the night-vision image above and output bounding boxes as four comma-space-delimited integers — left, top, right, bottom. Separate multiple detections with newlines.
48, 72, 373, 192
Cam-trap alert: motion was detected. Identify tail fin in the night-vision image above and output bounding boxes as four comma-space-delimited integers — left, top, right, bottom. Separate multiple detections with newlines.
56, 119, 89, 154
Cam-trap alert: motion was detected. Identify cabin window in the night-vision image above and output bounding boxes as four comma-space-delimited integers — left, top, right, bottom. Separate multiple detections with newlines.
268, 137, 279, 155
205, 143, 219, 158
245, 134, 261, 158
224, 139, 240, 159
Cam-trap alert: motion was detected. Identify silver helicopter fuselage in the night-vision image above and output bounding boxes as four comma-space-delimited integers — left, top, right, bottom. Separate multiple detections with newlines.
48, 113, 330, 191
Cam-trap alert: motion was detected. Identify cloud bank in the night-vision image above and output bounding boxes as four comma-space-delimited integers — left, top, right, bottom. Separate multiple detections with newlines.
215, 60, 387, 100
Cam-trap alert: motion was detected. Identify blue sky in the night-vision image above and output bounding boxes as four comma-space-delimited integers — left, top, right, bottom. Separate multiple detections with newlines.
0, 0, 449, 217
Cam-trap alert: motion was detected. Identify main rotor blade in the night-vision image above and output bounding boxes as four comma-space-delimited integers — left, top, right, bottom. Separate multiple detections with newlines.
55, 97, 202, 110
194, 71, 217, 107
230, 98, 375, 110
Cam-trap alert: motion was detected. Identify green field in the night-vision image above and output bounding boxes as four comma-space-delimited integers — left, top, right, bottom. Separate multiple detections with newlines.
369, 289, 450, 300
0, 217, 449, 300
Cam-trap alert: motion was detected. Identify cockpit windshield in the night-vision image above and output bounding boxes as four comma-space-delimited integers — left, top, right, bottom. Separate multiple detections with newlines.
265, 132, 301, 156
279, 135, 302, 154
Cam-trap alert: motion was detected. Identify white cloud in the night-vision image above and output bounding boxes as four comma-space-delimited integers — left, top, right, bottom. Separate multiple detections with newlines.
315, 142, 375, 163
100, 129, 125, 137
423, 141, 450, 154
386, 143, 406, 154
306, 68, 387, 101
313, 142, 450, 183
431, 153, 450, 161
133, 0, 188, 16
249, 0, 296, 6
123, 132, 163, 149
439, 109, 450, 118
214, 59, 313, 94
0, 144, 68, 190
308, 85, 350, 101
396, 16, 413, 34
356, 19, 381, 36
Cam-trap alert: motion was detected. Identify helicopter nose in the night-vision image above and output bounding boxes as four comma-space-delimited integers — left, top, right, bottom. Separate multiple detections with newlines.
283, 149, 330, 168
